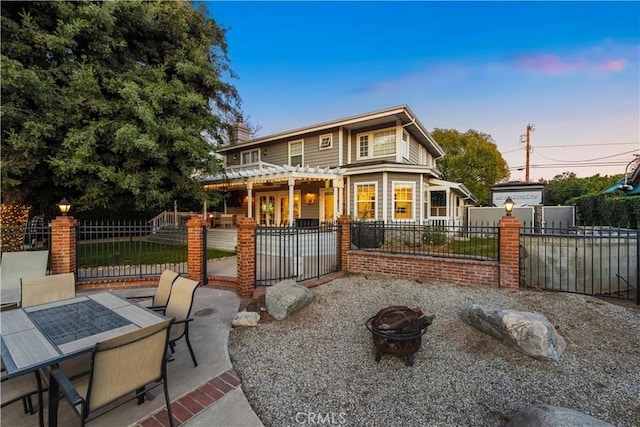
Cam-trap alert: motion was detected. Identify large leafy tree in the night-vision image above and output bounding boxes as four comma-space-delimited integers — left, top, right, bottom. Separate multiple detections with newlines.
431, 129, 509, 206
541, 172, 622, 206
1, 1, 239, 216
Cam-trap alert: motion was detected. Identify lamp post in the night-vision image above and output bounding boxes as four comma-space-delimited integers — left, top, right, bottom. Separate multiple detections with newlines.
56, 198, 72, 216
504, 197, 514, 216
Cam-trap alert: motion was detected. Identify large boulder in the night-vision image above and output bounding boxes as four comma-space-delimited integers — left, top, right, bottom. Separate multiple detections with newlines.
461, 304, 566, 361
508, 405, 613, 426
265, 280, 313, 321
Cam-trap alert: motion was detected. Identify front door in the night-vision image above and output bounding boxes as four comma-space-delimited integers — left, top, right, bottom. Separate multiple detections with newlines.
320, 189, 334, 222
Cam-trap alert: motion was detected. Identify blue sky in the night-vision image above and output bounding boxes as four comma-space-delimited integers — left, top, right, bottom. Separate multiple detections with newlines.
204, 1, 640, 181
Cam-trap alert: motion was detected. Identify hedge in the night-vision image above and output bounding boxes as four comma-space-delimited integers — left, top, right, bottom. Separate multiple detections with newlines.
570, 194, 640, 228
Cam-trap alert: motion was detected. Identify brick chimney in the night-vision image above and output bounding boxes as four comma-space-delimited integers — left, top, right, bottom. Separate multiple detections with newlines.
233, 115, 251, 144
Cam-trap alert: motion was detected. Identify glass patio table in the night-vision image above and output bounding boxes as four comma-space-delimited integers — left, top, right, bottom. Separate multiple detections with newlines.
0, 292, 166, 427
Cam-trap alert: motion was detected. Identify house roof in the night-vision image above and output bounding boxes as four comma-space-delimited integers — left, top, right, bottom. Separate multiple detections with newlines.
601, 159, 640, 196
219, 105, 446, 158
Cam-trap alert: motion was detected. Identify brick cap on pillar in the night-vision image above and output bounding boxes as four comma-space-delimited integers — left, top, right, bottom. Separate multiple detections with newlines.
49, 215, 78, 227
498, 215, 521, 228
186, 216, 207, 227
338, 215, 353, 225
238, 217, 257, 228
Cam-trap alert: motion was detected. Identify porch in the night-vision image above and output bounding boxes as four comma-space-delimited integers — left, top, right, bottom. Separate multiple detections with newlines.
201, 163, 346, 227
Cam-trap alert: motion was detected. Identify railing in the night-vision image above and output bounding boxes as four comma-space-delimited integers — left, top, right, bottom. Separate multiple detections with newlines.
520, 221, 639, 304
77, 220, 188, 279
149, 211, 199, 231
225, 160, 278, 172
255, 222, 340, 286
350, 221, 499, 261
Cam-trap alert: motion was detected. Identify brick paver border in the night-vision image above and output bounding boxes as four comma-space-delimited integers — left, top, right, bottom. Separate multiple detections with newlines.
136, 369, 241, 427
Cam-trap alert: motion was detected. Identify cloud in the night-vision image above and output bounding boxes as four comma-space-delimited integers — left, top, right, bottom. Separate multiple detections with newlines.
510, 43, 636, 76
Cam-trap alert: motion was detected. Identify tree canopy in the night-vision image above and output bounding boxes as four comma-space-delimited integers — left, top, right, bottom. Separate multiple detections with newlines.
431, 129, 509, 206
540, 172, 622, 206
1, 1, 239, 216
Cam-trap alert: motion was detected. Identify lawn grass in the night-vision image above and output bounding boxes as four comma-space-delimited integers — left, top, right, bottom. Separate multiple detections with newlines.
446, 237, 498, 260
77, 242, 235, 268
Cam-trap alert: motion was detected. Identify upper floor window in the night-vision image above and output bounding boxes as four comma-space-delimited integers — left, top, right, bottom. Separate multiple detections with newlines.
289, 140, 303, 166
393, 182, 414, 220
357, 128, 396, 159
319, 134, 332, 150
241, 149, 259, 165
402, 131, 409, 159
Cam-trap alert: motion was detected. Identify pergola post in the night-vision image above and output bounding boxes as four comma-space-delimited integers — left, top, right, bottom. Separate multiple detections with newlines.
246, 182, 253, 218
288, 177, 295, 227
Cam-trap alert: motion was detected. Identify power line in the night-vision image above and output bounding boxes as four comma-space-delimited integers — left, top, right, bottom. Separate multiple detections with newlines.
533, 149, 639, 164
533, 142, 639, 148
509, 161, 629, 170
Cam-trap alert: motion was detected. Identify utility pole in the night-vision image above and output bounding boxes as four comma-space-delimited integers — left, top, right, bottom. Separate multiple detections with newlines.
525, 124, 534, 183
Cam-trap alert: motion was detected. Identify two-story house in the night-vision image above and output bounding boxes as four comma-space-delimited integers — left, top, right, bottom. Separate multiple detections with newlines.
201, 105, 475, 226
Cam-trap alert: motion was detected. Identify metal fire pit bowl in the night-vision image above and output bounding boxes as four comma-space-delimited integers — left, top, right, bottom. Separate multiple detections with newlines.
365, 306, 435, 367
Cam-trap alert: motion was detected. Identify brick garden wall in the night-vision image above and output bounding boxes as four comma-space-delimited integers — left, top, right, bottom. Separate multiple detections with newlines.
347, 251, 499, 287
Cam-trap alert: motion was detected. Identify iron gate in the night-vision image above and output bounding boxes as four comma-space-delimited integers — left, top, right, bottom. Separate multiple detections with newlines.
255, 222, 341, 286
520, 223, 639, 305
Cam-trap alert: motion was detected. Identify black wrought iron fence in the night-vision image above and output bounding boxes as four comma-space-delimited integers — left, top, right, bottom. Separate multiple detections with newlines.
350, 221, 499, 261
255, 222, 340, 286
520, 221, 639, 304
77, 220, 188, 279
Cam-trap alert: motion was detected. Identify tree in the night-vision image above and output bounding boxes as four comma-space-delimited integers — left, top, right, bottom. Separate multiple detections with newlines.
1, 1, 240, 217
541, 172, 622, 206
431, 129, 509, 206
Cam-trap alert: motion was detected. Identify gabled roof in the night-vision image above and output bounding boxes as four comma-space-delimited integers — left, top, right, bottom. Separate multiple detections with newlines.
219, 105, 446, 158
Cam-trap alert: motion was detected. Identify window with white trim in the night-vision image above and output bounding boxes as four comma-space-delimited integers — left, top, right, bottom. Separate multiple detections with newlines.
430, 191, 446, 216
319, 134, 332, 150
289, 140, 303, 166
241, 149, 259, 165
357, 128, 396, 159
393, 182, 414, 220
355, 183, 376, 220
402, 131, 409, 159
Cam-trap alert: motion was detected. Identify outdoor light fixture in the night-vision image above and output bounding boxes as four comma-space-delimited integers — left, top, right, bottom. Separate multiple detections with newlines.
304, 193, 317, 205
57, 198, 72, 216
504, 197, 514, 216
232, 155, 237, 161
263, 148, 267, 156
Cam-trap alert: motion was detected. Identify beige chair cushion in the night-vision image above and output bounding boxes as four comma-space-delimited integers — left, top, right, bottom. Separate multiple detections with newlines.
165, 277, 199, 340
153, 270, 179, 307
21, 273, 75, 307
87, 318, 172, 411
1, 369, 39, 408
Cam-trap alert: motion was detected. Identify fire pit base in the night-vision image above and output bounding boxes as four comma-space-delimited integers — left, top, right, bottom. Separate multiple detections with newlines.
374, 349, 416, 367
365, 306, 435, 367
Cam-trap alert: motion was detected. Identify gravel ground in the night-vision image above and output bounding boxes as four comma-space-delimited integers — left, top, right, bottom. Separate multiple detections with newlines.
229, 275, 640, 427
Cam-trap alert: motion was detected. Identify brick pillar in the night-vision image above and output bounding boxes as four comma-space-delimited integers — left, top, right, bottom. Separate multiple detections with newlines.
498, 215, 521, 288
50, 215, 78, 275
236, 217, 257, 298
338, 215, 352, 272
187, 216, 207, 283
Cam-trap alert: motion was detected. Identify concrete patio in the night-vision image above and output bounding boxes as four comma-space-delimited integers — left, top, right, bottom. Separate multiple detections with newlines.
1, 283, 262, 427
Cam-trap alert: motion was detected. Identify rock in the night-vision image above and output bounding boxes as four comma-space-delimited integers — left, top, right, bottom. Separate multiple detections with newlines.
265, 280, 313, 321
508, 404, 613, 426
461, 304, 566, 361
232, 311, 260, 327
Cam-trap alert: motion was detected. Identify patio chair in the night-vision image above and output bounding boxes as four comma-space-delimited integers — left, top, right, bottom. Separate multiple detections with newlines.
1, 365, 44, 426
127, 269, 179, 310
21, 273, 76, 307
0, 250, 49, 307
49, 317, 176, 427
165, 277, 200, 367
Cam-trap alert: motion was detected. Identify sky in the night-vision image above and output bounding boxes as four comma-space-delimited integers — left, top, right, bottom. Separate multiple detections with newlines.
204, 1, 640, 182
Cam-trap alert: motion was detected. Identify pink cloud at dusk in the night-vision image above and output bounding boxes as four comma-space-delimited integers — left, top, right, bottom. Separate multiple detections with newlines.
512, 54, 628, 76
